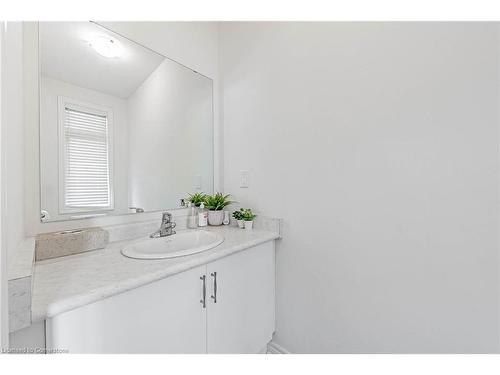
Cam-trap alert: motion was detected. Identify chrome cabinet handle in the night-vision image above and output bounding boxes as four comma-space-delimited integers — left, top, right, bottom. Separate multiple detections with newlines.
210, 272, 217, 303
200, 275, 206, 308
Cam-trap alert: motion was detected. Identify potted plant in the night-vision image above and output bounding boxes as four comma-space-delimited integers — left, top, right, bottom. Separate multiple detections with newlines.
204, 193, 232, 226
241, 208, 257, 230
186, 192, 207, 207
232, 208, 245, 229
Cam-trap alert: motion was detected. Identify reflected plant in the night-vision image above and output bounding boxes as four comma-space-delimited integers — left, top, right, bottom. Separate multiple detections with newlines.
187, 192, 207, 207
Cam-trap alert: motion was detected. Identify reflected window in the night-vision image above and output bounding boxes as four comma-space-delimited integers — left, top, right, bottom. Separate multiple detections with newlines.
58, 97, 114, 213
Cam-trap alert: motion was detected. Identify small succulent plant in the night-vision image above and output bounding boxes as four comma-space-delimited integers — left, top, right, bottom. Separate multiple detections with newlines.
232, 208, 245, 220
241, 208, 257, 221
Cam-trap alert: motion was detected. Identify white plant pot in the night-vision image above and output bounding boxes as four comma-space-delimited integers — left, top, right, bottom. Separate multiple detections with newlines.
244, 220, 254, 230
237, 219, 245, 229
208, 210, 224, 226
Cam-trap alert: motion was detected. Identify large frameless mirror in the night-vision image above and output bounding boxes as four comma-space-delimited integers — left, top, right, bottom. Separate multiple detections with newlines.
38, 22, 214, 222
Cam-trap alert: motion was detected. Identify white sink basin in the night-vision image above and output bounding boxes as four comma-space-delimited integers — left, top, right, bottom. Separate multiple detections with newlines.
121, 230, 224, 260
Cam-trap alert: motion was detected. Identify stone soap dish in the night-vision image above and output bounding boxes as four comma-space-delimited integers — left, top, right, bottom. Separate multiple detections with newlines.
35, 227, 109, 261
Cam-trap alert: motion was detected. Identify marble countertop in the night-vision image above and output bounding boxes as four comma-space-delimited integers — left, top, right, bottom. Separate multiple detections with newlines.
31, 226, 279, 322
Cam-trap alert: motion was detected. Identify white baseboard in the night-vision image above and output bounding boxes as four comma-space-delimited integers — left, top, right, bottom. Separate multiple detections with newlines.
267, 341, 291, 354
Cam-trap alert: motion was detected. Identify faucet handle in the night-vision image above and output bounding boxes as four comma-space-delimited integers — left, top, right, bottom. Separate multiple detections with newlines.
162, 212, 172, 223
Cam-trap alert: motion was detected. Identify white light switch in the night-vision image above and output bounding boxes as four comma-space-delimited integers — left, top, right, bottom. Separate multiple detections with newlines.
240, 170, 249, 188
194, 175, 202, 190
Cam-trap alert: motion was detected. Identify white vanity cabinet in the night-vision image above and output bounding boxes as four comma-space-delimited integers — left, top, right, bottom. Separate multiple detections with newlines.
207, 241, 275, 353
45, 241, 275, 353
46, 265, 208, 354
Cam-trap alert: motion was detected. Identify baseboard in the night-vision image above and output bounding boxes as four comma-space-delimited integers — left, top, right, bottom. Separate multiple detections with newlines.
267, 341, 291, 354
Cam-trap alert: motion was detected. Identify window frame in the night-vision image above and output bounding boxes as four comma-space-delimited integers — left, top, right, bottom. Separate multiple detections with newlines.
57, 96, 115, 214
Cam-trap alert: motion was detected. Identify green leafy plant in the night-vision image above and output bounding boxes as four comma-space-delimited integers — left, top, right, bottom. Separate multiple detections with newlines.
204, 193, 232, 211
232, 209, 244, 220
241, 208, 257, 221
187, 192, 207, 207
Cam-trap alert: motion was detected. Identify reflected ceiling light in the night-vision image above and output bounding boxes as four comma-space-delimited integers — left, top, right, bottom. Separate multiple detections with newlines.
88, 35, 123, 58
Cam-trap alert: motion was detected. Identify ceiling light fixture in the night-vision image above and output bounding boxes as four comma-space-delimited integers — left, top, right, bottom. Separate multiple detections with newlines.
88, 35, 123, 58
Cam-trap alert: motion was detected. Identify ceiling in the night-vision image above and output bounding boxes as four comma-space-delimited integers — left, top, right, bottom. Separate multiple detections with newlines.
40, 22, 165, 99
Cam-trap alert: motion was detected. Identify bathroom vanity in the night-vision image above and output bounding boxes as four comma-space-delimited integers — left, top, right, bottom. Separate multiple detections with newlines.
12, 224, 279, 353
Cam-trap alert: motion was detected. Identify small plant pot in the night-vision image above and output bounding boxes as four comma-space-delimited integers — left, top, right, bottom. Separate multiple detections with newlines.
244, 220, 254, 230
208, 210, 224, 226
237, 219, 245, 229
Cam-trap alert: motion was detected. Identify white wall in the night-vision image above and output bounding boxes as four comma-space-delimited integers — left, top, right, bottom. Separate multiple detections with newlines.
22, 22, 220, 236
127, 59, 213, 211
0, 20, 28, 349
0, 20, 9, 350
220, 22, 499, 353
39, 76, 130, 221
2, 23, 24, 264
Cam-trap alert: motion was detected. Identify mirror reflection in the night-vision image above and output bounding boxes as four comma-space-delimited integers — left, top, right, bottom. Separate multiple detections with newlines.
39, 22, 214, 222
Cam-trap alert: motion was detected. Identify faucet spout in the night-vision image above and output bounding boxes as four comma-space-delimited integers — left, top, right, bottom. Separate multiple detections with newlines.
150, 212, 176, 238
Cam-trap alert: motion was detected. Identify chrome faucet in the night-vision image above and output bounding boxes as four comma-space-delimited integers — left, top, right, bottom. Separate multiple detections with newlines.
150, 212, 176, 238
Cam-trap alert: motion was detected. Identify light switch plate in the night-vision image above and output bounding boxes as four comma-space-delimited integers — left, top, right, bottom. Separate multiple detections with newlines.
194, 175, 202, 190
240, 170, 249, 188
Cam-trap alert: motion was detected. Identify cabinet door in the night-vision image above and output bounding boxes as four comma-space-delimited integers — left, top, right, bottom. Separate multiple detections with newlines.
46, 265, 207, 353
207, 241, 275, 353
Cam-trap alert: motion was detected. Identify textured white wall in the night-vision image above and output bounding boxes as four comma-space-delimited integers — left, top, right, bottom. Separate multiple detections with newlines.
220, 22, 499, 353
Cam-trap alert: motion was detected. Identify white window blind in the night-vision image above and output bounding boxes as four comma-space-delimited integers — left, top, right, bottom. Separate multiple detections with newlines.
59, 98, 114, 213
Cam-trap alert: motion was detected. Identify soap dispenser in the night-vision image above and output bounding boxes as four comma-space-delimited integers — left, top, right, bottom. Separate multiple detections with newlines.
198, 202, 208, 227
